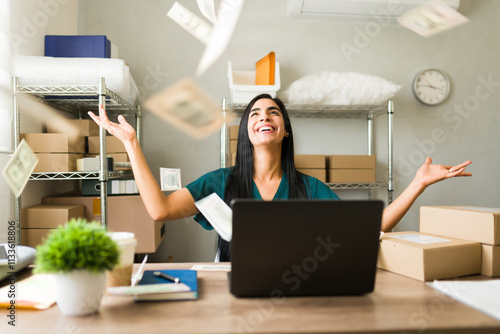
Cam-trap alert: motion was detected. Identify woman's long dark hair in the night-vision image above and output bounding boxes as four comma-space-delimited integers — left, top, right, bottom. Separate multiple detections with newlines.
218, 94, 309, 261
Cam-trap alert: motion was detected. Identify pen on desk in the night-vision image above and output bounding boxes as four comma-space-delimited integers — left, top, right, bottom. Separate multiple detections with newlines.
153, 271, 181, 283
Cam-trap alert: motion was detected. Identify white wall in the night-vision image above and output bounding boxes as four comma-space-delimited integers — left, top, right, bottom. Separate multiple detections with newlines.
0, 0, 78, 243
76, 0, 499, 262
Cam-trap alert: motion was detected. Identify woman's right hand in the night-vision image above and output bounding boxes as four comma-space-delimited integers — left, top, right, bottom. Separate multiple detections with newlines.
88, 104, 136, 144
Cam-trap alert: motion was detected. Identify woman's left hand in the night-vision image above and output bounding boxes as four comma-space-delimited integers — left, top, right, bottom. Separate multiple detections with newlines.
415, 157, 472, 189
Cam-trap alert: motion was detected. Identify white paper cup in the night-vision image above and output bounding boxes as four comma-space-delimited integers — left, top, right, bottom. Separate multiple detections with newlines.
106, 232, 137, 287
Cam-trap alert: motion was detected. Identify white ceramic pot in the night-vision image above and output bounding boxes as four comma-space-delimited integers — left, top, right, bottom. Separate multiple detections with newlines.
54, 269, 106, 316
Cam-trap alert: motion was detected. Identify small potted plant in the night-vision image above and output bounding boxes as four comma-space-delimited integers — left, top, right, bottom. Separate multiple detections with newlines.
34, 218, 119, 316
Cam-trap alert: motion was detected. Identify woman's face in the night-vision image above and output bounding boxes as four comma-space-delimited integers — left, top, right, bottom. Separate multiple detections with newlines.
246, 98, 287, 147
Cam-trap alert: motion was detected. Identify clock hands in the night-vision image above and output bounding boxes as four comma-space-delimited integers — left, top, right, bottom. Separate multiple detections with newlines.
418, 84, 446, 91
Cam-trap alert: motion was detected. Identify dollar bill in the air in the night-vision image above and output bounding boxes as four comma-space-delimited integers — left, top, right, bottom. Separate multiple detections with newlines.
2, 139, 39, 198
160, 167, 181, 191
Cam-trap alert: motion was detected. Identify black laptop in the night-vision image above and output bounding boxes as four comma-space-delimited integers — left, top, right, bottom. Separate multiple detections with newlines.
229, 199, 383, 297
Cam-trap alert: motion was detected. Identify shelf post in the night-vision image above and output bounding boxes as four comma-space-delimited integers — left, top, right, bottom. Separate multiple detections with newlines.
221, 98, 228, 168
98, 77, 108, 230
12, 77, 21, 245
367, 112, 374, 200
388, 100, 394, 204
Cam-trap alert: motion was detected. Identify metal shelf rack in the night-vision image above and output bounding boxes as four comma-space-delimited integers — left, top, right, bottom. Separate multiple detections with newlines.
12, 77, 141, 243
220, 98, 394, 203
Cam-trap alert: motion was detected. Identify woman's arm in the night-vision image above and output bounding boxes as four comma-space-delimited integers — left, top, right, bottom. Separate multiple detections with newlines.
88, 106, 199, 221
381, 157, 472, 232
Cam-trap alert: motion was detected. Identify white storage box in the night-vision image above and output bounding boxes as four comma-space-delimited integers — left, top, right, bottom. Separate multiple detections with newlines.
228, 61, 280, 103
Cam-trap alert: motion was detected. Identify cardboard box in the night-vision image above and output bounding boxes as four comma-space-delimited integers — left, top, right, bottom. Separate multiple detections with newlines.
21, 133, 85, 153
329, 155, 376, 169
45, 35, 111, 58
420, 206, 500, 245
42, 194, 165, 253
34, 154, 83, 172
229, 126, 239, 140
88, 136, 126, 154
377, 232, 481, 281
47, 119, 99, 137
230, 139, 238, 154
297, 168, 326, 183
21, 204, 84, 228
482, 244, 500, 277
329, 169, 375, 183
295, 155, 326, 169
21, 228, 53, 248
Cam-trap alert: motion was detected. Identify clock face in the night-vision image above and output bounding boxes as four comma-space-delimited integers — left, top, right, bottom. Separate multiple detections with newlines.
413, 69, 450, 105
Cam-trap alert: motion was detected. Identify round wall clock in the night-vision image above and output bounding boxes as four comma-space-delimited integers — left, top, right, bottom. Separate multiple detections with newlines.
412, 69, 451, 105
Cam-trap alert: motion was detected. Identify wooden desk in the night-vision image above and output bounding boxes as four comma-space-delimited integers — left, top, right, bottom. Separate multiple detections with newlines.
5, 263, 500, 334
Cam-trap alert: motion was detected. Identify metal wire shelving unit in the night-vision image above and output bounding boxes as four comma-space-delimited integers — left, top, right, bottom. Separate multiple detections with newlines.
12, 77, 141, 243
220, 98, 394, 203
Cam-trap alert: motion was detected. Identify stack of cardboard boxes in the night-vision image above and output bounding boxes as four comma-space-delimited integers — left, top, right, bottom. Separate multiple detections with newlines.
378, 206, 500, 281
295, 155, 326, 182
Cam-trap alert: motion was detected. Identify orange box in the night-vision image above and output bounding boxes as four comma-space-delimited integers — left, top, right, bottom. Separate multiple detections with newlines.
230, 139, 238, 154
229, 126, 239, 140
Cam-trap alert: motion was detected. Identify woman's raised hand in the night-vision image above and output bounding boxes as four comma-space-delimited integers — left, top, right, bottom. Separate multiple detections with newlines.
88, 104, 136, 144
415, 157, 472, 189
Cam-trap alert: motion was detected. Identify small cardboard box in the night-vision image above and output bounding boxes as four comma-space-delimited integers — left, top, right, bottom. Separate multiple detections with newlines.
420, 206, 500, 245
42, 194, 165, 253
329, 169, 375, 183
34, 154, 83, 172
21, 204, 84, 228
21, 133, 85, 153
21, 228, 53, 248
229, 125, 239, 140
297, 168, 326, 183
88, 136, 126, 154
47, 119, 99, 137
377, 231, 481, 281
295, 155, 326, 169
329, 155, 376, 169
482, 244, 500, 277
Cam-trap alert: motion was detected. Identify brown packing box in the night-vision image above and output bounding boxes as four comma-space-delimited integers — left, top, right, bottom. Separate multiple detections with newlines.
329, 155, 376, 169
231, 153, 236, 166
42, 194, 165, 254
297, 168, 326, 183
21, 228, 53, 248
88, 136, 126, 154
34, 154, 83, 172
329, 169, 375, 183
47, 119, 99, 137
21, 133, 85, 153
21, 204, 84, 228
420, 206, 500, 245
230, 139, 238, 154
377, 231, 481, 281
482, 245, 500, 277
295, 155, 326, 169
229, 125, 239, 140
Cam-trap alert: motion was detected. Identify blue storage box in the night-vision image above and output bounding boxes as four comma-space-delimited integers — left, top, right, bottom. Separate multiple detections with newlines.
45, 35, 111, 58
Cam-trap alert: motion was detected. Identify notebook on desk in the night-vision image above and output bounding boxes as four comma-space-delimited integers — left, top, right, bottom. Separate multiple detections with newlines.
229, 199, 383, 297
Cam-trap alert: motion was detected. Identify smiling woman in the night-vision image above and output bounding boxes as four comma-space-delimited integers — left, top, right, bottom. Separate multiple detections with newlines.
88, 93, 471, 262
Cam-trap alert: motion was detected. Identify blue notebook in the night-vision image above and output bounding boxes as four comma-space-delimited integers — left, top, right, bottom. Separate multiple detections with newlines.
135, 270, 198, 301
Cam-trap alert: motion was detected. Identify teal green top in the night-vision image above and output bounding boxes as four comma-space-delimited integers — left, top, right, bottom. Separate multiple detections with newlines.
185, 167, 340, 230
